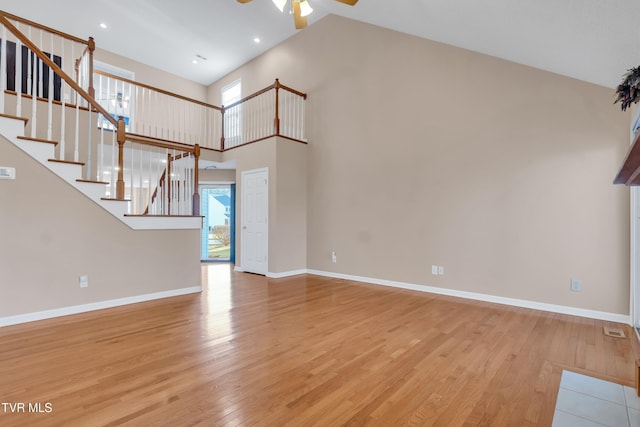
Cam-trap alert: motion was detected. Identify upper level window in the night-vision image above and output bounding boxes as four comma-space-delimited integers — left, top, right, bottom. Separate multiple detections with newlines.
222, 80, 242, 145
222, 79, 241, 106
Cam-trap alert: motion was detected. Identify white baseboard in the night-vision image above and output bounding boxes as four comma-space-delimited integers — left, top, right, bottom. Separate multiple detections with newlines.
234, 266, 244, 272
306, 269, 631, 325
267, 269, 308, 279
0, 286, 202, 327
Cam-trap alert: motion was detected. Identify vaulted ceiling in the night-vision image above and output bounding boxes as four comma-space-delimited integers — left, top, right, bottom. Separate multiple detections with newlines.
3, 0, 640, 88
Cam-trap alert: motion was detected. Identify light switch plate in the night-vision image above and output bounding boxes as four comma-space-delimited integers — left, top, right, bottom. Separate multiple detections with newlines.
0, 167, 16, 180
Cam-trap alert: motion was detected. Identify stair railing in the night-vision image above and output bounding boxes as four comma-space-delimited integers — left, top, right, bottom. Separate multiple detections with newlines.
94, 70, 223, 151
117, 135, 200, 216
0, 11, 121, 185
0, 12, 307, 217
221, 78, 307, 150
0, 12, 202, 215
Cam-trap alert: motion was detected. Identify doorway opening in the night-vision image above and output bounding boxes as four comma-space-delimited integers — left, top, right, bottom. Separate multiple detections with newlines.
201, 184, 235, 263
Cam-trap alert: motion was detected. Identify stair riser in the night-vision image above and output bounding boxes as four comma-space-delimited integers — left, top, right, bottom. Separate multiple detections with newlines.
97, 199, 130, 217
13, 139, 56, 164
75, 182, 109, 200
46, 162, 83, 183
0, 117, 26, 138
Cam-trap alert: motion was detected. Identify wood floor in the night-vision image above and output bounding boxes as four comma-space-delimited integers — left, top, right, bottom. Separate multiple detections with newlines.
0, 264, 636, 426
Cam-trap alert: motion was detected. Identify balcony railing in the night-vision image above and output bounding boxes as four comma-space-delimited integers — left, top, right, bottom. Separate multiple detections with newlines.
0, 10, 307, 218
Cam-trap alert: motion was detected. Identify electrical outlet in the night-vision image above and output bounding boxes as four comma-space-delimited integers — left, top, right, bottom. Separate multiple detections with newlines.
438, 266, 444, 275
570, 278, 582, 292
79, 275, 89, 288
331, 251, 337, 263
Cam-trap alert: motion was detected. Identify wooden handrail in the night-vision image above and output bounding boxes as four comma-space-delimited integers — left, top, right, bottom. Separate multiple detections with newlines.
277, 80, 308, 99
0, 10, 88, 45
95, 70, 222, 111
0, 14, 118, 128
224, 83, 277, 111
125, 133, 197, 153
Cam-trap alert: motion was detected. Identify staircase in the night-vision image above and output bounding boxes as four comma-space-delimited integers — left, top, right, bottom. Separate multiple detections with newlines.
0, 113, 201, 230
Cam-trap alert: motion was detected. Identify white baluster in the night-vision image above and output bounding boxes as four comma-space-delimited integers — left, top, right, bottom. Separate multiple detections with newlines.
139, 86, 144, 135
98, 112, 104, 181
59, 38, 66, 160
138, 143, 143, 214
147, 146, 152, 214
105, 75, 111, 129
47, 33, 53, 141
156, 149, 161, 214
30, 47, 37, 138
15, 23, 22, 116
110, 130, 116, 197
86, 97, 92, 180
130, 143, 134, 212
131, 84, 137, 134
0, 25, 7, 115
73, 98, 80, 162
38, 30, 43, 99
70, 42, 74, 104
27, 27, 32, 97
302, 95, 306, 141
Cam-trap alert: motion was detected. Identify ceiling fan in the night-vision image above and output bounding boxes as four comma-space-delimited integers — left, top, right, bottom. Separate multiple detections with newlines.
237, 0, 359, 30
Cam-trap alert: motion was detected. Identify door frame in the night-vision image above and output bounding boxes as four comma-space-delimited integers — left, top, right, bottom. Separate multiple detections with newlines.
199, 182, 235, 263
240, 167, 269, 275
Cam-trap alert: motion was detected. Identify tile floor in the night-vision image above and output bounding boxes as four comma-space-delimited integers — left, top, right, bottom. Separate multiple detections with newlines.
553, 370, 640, 426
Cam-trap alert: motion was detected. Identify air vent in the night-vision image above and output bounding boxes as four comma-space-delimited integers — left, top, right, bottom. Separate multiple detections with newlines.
603, 326, 626, 338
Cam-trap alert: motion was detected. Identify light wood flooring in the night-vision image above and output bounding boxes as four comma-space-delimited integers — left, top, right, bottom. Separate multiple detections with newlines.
0, 264, 636, 426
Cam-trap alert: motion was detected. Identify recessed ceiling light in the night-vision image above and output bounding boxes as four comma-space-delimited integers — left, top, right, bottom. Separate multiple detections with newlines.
99, 23, 108, 29
253, 37, 261, 44
192, 59, 198, 64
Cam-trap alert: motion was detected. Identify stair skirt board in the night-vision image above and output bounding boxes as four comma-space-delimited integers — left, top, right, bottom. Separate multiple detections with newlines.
0, 286, 202, 327
0, 116, 201, 230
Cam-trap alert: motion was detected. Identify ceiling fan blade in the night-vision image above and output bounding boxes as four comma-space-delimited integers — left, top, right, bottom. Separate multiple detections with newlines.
293, 2, 308, 29
334, 0, 358, 5
237, 0, 253, 3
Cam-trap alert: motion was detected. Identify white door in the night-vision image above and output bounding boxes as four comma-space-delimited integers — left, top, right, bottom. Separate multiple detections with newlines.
241, 168, 268, 275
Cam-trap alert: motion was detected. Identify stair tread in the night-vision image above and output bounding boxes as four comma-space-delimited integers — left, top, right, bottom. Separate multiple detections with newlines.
48, 159, 84, 166
0, 113, 28, 125
77, 179, 110, 185
18, 135, 58, 145
101, 197, 131, 202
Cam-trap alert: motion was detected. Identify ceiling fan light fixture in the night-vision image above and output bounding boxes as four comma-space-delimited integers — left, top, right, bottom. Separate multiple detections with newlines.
299, 0, 313, 17
272, 0, 287, 12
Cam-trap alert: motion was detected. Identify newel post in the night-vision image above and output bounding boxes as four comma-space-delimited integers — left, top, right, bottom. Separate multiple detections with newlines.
274, 78, 280, 135
87, 37, 95, 99
116, 116, 126, 200
193, 144, 201, 216
220, 106, 226, 151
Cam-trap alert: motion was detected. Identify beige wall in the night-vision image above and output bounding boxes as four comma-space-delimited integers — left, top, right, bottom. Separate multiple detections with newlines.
96, 49, 208, 102
209, 15, 631, 314
221, 138, 307, 274
200, 168, 235, 183
0, 136, 201, 318
273, 140, 307, 273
